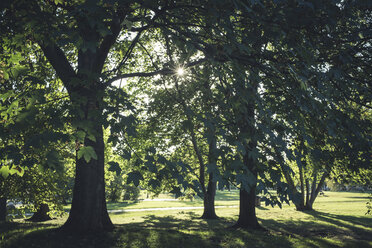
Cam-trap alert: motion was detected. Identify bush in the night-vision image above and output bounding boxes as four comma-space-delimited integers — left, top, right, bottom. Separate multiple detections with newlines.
123, 185, 140, 201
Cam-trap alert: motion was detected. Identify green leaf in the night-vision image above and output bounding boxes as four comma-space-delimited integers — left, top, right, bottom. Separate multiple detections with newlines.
108, 161, 121, 176
0, 166, 10, 179
144, 160, 157, 173
121, 150, 131, 160
75, 130, 86, 142
87, 133, 96, 142
122, 19, 133, 29
45, 150, 62, 169
127, 171, 143, 187
77, 146, 97, 163
148, 178, 161, 189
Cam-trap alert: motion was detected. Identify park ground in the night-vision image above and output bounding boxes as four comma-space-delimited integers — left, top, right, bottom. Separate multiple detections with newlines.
0, 191, 371, 248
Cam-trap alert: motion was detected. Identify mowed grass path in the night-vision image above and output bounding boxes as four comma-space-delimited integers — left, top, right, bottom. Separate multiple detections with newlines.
1, 191, 371, 248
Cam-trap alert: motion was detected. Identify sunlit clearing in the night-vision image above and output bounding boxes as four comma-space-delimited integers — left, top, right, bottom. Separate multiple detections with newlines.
177, 67, 185, 76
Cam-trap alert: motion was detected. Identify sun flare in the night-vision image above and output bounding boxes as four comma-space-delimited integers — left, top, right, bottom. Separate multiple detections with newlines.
176, 67, 185, 76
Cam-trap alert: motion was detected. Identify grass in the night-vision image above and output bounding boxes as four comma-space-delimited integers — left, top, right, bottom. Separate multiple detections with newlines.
61, 190, 240, 211
1, 191, 371, 248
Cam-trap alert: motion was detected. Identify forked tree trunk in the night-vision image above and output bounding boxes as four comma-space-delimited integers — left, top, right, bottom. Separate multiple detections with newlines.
295, 171, 328, 211
28, 203, 52, 222
0, 197, 6, 222
304, 171, 328, 210
201, 174, 218, 219
62, 95, 113, 232
39, 26, 120, 232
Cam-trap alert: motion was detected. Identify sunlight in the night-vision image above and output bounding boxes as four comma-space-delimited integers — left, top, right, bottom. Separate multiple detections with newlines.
176, 67, 185, 76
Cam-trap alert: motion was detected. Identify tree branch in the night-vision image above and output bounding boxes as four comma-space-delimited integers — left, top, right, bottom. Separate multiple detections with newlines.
39, 43, 77, 92
106, 57, 207, 86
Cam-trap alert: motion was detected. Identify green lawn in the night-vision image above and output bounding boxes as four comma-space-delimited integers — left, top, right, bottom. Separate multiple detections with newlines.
1, 191, 371, 248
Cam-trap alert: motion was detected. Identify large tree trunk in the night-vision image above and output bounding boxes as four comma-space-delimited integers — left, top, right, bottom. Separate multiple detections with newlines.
28, 203, 52, 222
62, 125, 113, 232
233, 150, 261, 229
201, 174, 218, 219
0, 197, 6, 222
62, 93, 113, 232
233, 188, 260, 229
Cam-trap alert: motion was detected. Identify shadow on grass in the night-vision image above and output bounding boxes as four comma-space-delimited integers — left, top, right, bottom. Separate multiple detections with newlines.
0, 215, 294, 248
2, 209, 371, 248
260, 209, 372, 247
303, 210, 372, 240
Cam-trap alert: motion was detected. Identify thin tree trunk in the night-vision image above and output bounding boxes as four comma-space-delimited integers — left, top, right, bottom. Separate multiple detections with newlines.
305, 177, 310, 207
299, 165, 305, 210
201, 131, 218, 219
28, 203, 52, 222
306, 170, 318, 210
0, 197, 6, 222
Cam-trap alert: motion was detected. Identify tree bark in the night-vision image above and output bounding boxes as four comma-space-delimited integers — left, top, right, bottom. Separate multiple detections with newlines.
0, 197, 6, 222
28, 203, 52, 222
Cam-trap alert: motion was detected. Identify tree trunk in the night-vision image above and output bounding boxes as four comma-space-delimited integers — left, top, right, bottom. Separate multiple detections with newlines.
201, 131, 218, 219
231, 73, 262, 229
0, 197, 6, 222
306, 171, 328, 210
62, 94, 113, 233
233, 188, 261, 229
305, 177, 310, 207
28, 203, 52, 222
233, 145, 261, 229
298, 165, 305, 210
201, 174, 218, 219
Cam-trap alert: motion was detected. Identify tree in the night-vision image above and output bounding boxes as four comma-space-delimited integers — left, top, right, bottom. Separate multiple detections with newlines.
167, 0, 371, 229
143, 62, 221, 219
1, 0, 209, 232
